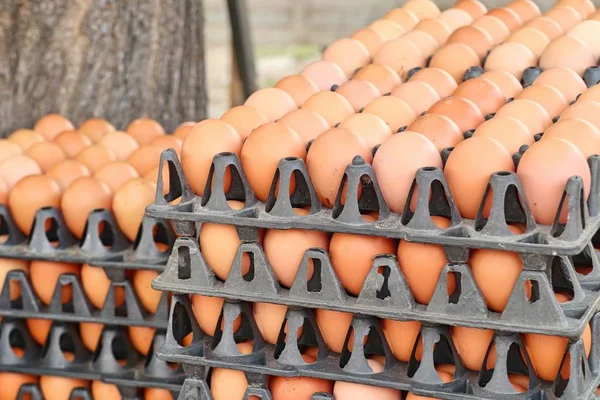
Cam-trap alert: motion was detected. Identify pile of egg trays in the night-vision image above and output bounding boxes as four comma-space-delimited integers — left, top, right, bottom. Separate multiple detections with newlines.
146, 0, 600, 399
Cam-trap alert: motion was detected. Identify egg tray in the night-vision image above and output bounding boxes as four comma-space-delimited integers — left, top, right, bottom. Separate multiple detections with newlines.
0, 318, 183, 398
0, 205, 174, 272
12, 384, 93, 400
155, 295, 600, 400
147, 150, 600, 256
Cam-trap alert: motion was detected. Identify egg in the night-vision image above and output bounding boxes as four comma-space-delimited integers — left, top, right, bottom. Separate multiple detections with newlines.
414, 18, 452, 45
373, 132, 442, 212
253, 302, 288, 344
274, 76, 319, 108
544, 6, 582, 31
432, 43, 481, 83
384, 8, 419, 30
333, 359, 402, 399
539, 36, 596, 76
390, 81, 440, 116
98, 131, 140, 161
133, 269, 162, 313
506, 27, 550, 60
450, 326, 494, 370
40, 376, 89, 400
91, 381, 122, 400
410, 67, 457, 97
112, 178, 156, 241
191, 295, 239, 336
567, 20, 600, 58
382, 319, 421, 361
335, 80, 381, 112
75, 145, 117, 173
125, 118, 165, 144
8, 129, 44, 150
78, 118, 116, 143
30, 261, 80, 304
532, 67, 586, 103
180, 119, 243, 196
373, 38, 425, 80
402, 30, 439, 57
53, 131, 92, 158
495, 99, 551, 135
0, 372, 38, 400
560, 101, 600, 130
315, 309, 353, 353
94, 161, 140, 192
484, 43, 536, 80
125, 145, 163, 176
81, 264, 123, 309
439, 8, 473, 30
300, 60, 347, 92
368, 19, 405, 42
407, 114, 462, 150
145, 388, 174, 400
363, 96, 416, 132
542, 118, 600, 158
576, 84, 600, 102
447, 26, 493, 60
34, 114, 75, 140
353, 64, 401, 94
0, 179, 7, 205
516, 85, 568, 118
403, 0, 440, 19
279, 109, 329, 146
8, 175, 61, 235
0, 155, 41, 190
25, 141, 66, 173
210, 343, 253, 400
507, 0, 540, 22
0, 259, 28, 300
453, 77, 506, 116
270, 355, 334, 400
27, 318, 52, 345
525, 16, 563, 40
0, 140, 22, 163
47, 160, 91, 191
351, 28, 385, 57
472, 117, 532, 154
128, 326, 156, 355
172, 122, 196, 140
149, 134, 183, 153
306, 128, 373, 207
487, 7, 522, 31
339, 113, 392, 149
557, 0, 594, 18
427, 97, 484, 133
301, 91, 355, 127
517, 138, 591, 224
445, 137, 515, 219
472, 15, 511, 45
479, 70, 522, 99
454, 0, 487, 19
323, 38, 371, 78
61, 177, 112, 238
80, 322, 104, 352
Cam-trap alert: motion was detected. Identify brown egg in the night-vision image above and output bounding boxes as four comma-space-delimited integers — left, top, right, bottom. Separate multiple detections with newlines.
0, 139, 22, 163
451, 326, 494, 370
30, 261, 80, 304
244, 88, 297, 122
25, 141, 66, 173
517, 138, 591, 224
300, 60, 348, 91
335, 80, 381, 112
40, 376, 89, 400
472, 15, 511, 45
560, 101, 600, 130
453, 77, 506, 115
92, 381, 122, 400
254, 302, 288, 344
144, 165, 170, 195
507, 27, 550, 59
61, 177, 112, 238
274, 75, 320, 107
544, 6, 582, 31
75, 145, 117, 173
52, 130, 92, 158
484, 43, 536, 80
323, 38, 371, 78
517, 85, 568, 118
98, 131, 139, 161
430, 43, 481, 83
399, 216, 454, 304
270, 357, 334, 400
180, 119, 243, 196
439, 9, 473, 31
81, 264, 124, 309
576, 84, 600, 102
0, 179, 7, 205
384, 8, 419, 30
149, 134, 183, 153
306, 128, 372, 207
125, 118, 165, 145
47, 160, 91, 191
191, 295, 237, 335
77, 118, 116, 143
373, 132, 442, 212
301, 91, 355, 127
473, 116, 533, 154
447, 25, 494, 60
112, 178, 156, 241
353, 64, 401, 94
567, 20, 600, 58
454, 0, 487, 19
402, 30, 439, 57
487, 7, 522, 31
403, 0, 440, 19
8, 175, 61, 235
532, 67, 586, 103
351, 28, 386, 56
333, 359, 402, 399
172, 122, 196, 140
407, 114, 463, 150
27, 318, 52, 345
541, 35, 596, 76
479, 70, 522, 99
496, 99, 551, 135
315, 309, 353, 353
0, 155, 41, 190
93, 161, 140, 192
445, 137, 515, 218
8, 129, 44, 151
0, 259, 28, 301
363, 96, 416, 132
542, 118, 600, 158
525, 16, 563, 40
410, 67, 458, 97
414, 18, 452, 45
368, 19, 405, 42
126, 145, 163, 175
133, 269, 161, 313
391, 81, 440, 116
145, 388, 174, 400
279, 109, 329, 145
210, 343, 253, 400
240, 122, 306, 201
79, 322, 104, 351
339, 113, 392, 149
128, 326, 156, 355
382, 319, 421, 361
34, 114, 75, 140
0, 373, 38, 400
507, 0, 541, 23
427, 97, 484, 133
373, 38, 426, 80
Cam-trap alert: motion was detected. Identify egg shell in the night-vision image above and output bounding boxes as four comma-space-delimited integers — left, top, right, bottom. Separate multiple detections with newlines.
495, 99, 551, 135
180, 119, 243, 196
34, 114, 75, 140
453, 77, 506, 116
525, 16, 563, 40
53, 130, 92, 158
410, 67, 457, 98
80, 322, 104, 352
558, 0, 594, 18
405, 31, 440, 58
390, 81, 440, 116
8, 129, 44, 151
210, 342, 254, 400
172, 122, 196, 140
384, 8, 419, 30
244, 88, 298, 122
479, 70, 522, 99
279, 109, 329, 145
125, 145, 163, 176
47, 160, 91, 191
488, 7, 523, 31
439, 8, 473, 30
132, 269, 161, 313
541, 118, 600, 158
382, 319, 422, 362
274, 75, 320, 107
254, 302, 288, 344
484, 42, 536, 80
93, 161, 140, 192
301, 91, 355, 127
414, 18, 452, 45
0, 259, 28, 301
0, 154, 41, 190
472, 117, 533, 154
568, 20, 600, 58
0, 140, 22, 163
506, 27, 550, 59
432, 43, 481, 83
150, 134, 183, 153
30, 260, 80, 305
454, 0, 487, 19
315, 309, 353, 353
403, 0, 440, 19
75, 145, 117, 173
532, 67, 586, 103
333, 359, 402, 399
406, 114, 462, 150
516, 85, 568, 118
373, 38, 426, 80
560, 100, 600, 130
8, 175, 62, 235
517, 138, 591, 224
545, 6, 582, 31
145, 388, 174, 400
323, 38, 371, 78
339, 113, 392, 149
27, 319, 52, 346
92, 380, 122, 400
368, 19, 405, 42
25, 141, 66, 173
335, 80, 381, 113
270, 356, 334, 400
78, 118, 116, 143
539, 36, 596, 76
191, 295, 240, 336
61, 177, 112, 238
351, 28, 385, 56
451, 326, 494, 371
447, 25, 494, 60
506, 0, 540, 22
0, 179, 7, 205
0, 372, 38, 400
112, 178, 156, 241
125, 118, 165, 145
445, 137, 515, 219
472, 15, 511, 45
128, 326, 156, 355
300, 61, 347, 92
98, 131, 140, 161
40, 376, 89, 400
353, 64, 401, 94
427, 97, 484, 133
363, 96, 416, 132
81, 264, 123, 309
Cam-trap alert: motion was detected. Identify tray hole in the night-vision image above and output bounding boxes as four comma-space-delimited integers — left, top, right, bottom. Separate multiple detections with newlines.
8, 277, 23, 308
525, 280, 539, 303
0, 214, 10, 244
447, 271, 461, 304
428, 179, 452, 218
112, 283, 127, 317
242, 252, 255, 282
43, 217, 60, 248
152, 223, 170, 253
60, 283, 73, 311
58, 333, 76, 362
172, 302, 193, 346
162, 159, 183, 205
274, 318, 310, 361
376, 266, 391, 300
111, 335, 130, 366
96, 220, 114, 249
177, 246, 191, 280
504, 184, 527, 225
551, 258, 575, 302
306, 258, 322, 293
9, 329, 26, 358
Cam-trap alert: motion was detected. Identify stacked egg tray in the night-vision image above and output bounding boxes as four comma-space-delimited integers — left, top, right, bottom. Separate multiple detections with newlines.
0, 206, 183, 399
144, 147, 600, 399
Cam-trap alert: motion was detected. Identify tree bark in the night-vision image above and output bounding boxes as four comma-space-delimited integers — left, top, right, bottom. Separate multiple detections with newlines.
0, 0, 207, 137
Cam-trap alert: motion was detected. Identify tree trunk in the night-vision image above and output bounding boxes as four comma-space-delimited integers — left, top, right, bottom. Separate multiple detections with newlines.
0, 0, 207, 137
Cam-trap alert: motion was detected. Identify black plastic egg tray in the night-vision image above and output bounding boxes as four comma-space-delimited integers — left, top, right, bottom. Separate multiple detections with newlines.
0, 319, 182, 399
154, 295, 600, 400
